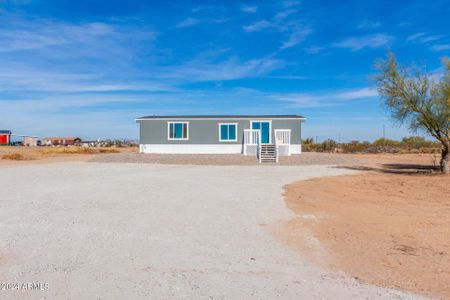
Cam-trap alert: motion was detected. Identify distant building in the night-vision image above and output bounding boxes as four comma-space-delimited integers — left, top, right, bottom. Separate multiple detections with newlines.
23, 136, 38, 147
42, 137, 82, 146
0, 130, 12, 145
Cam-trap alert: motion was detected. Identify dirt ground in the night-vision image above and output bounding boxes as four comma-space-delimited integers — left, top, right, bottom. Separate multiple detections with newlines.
89, 152, 362, 166
281, 153, 450, 299
2, 162, 415, 299
0, 146, 137, 167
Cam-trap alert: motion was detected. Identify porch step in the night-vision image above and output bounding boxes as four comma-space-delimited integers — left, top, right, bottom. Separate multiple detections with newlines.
259, 144, 277, 163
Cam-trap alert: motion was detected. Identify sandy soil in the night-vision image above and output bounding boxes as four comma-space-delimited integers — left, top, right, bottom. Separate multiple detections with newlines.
281, 153, 450, 299
0, 162, 424, 299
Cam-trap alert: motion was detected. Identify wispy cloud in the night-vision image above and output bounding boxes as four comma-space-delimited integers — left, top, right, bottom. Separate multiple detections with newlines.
242, 4, 311, 49
407, 32, 444, 43
175, 17, 199, 28
243, 4, 300, 33
430, 44, 450, 51
0, 67, 175, 93
241, 5, 257, 13
275, 87, 378, 107
333, 34, 393, 51
274, 9, 297, 21
304, 46, 323, 54
357, 20, 381, 30
0, 22, 119, 52
281, 27, 312, 49
282, 0, 301, 8
157, 56, 285, 82
243, 20, 272, 32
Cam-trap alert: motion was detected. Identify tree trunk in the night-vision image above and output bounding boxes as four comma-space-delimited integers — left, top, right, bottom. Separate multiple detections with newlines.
441, 145, 450, 174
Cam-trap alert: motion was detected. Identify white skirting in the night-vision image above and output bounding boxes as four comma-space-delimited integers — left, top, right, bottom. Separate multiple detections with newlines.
290, 144, 302, 154
139, 144, 243, 154
139, 144, 302, 155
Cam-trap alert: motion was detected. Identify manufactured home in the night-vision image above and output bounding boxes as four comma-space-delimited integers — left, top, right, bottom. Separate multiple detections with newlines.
136, 115, 305, 162
42, 137, 82, 146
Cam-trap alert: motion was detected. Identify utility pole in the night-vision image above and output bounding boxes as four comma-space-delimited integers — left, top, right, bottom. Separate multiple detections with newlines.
383, 125, 386, 139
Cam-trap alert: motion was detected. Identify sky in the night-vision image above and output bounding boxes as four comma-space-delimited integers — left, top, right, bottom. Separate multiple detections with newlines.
0, 0, 449, 141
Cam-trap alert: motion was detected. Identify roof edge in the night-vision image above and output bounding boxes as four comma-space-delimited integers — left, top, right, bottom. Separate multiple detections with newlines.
136, 115, 306, 121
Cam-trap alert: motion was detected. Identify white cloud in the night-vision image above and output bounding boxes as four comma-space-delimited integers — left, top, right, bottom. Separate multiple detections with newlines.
243, 20, 272, 32
175, 17, 199, 28
0, 22, 119, 52
357, 21, 381, 30
274, 9, 297, 21
283, 0, 301, 8
275, 88, 378, 107
407, 32, 444, 43
241, 5, 257, 13
281, 27, 312, 49
333, 34, 393, 51
157, 56, 285, 82
431, 44, 450, 51
304, 46, 323, 54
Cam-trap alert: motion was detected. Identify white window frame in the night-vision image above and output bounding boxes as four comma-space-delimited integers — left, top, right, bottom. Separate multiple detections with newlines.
249, 120, 272, 144
167, 121, 189, 141
218, 123, 238, 142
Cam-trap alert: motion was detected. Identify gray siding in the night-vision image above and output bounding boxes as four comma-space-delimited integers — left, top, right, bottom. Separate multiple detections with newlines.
138, 118, 302, 144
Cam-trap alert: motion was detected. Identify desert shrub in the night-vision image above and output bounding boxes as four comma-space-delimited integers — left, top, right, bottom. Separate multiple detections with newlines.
400, 136, 440, 150
98, 148, 120, 153
372, 138, 401, 147
2, 153, 26, 160
42, 147, 96, 155
340, 140, 371, 153
301, 138, 317, 152
317, 139, 338, 152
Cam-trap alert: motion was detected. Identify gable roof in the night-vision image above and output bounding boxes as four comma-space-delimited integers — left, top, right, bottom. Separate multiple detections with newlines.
0, 130, 12, 135
136, 115, 305, 120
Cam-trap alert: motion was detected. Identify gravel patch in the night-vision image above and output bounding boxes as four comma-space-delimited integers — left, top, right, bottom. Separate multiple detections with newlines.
0, 162, 424, 299
89, 152, 362, 166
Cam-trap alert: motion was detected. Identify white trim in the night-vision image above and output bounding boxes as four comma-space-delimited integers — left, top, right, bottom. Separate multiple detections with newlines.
249, 120, 272, 144
218, 123, 238, 142
167, 121, 189, 141
140, 144, 242, 154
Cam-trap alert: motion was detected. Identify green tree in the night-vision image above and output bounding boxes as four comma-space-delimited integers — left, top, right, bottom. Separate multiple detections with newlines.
374, 53, 450, 173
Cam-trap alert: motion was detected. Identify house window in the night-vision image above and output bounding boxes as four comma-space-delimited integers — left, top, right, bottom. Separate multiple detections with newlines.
219, 123, 237, 142
168, 122, 189, 140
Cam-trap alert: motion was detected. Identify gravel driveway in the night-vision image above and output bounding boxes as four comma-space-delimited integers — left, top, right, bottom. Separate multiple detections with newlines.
0, 162, 424, 299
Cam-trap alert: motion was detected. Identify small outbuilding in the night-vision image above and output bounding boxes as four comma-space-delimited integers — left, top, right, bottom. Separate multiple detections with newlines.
23, 136, 38, 147
0, 130, 12, 145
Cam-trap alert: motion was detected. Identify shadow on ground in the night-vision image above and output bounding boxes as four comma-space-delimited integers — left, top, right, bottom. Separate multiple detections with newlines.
339, 163, 439, 175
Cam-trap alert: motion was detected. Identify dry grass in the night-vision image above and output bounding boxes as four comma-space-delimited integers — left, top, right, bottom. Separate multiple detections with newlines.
42, 147, 96, 155
42, 146, 121, 155
1, 153, 30, 160
0, 146, 135, 164
98, 148, 120, 153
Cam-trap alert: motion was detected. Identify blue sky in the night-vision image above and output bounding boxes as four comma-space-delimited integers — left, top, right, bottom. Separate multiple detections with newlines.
0, 0, 449, 141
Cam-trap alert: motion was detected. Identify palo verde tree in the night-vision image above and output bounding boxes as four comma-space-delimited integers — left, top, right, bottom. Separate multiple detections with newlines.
374, 53, 450, 173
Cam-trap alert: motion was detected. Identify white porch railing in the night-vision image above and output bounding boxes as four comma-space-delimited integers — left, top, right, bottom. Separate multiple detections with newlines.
275, 129, 291, 157
243, 129, 260, 156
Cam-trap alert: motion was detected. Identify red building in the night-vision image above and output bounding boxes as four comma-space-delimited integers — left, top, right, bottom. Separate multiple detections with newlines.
0, 130, 12, 145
